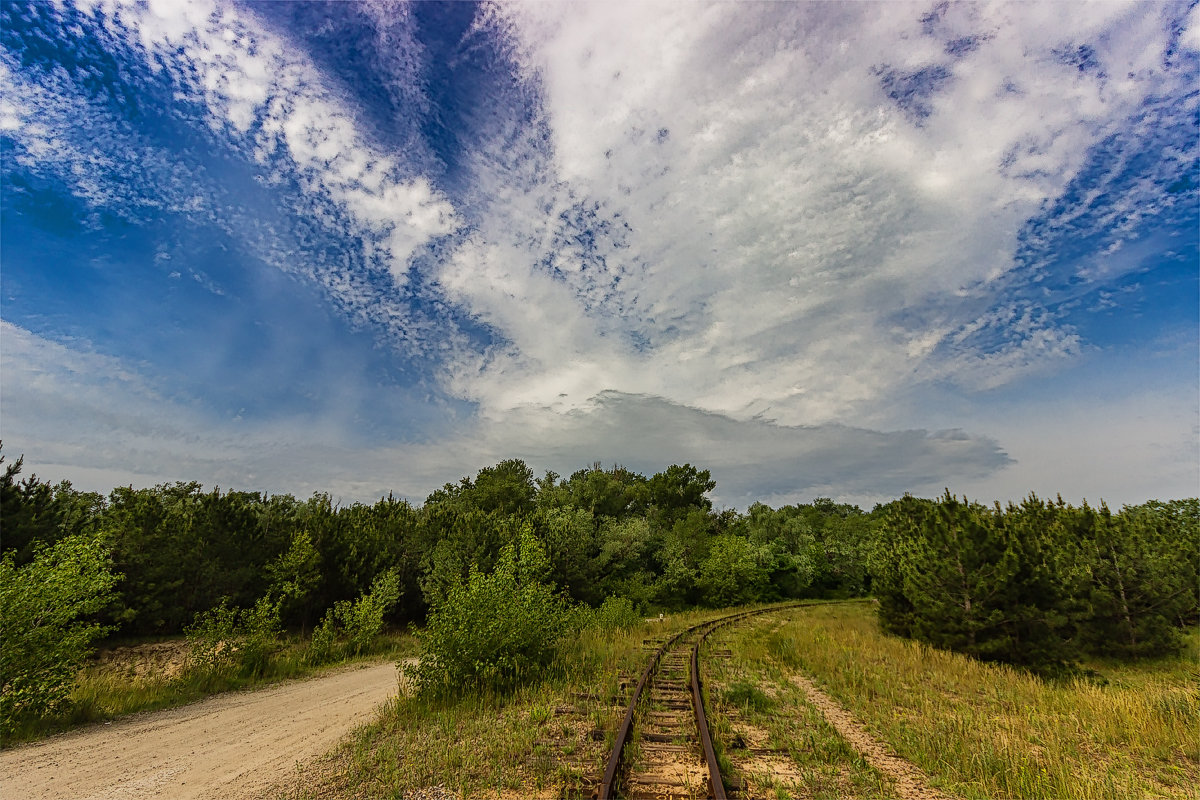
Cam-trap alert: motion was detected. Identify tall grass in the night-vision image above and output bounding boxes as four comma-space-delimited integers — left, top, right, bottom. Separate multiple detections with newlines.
278, 606, 781, 799
703, 614, 897, 799
771, 603, 1198, 800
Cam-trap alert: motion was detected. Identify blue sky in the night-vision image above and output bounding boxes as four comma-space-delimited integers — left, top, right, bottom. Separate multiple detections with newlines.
1, 0, 1196, 508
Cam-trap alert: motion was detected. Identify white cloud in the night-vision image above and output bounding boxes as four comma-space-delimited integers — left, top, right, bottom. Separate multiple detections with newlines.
1184, 4, 1200, 52
0, 322, 1013, 506
4, 0, 463, 355
2, 2, 1194, 509
437, 1, 1193, 431
950, 382, 1199, 508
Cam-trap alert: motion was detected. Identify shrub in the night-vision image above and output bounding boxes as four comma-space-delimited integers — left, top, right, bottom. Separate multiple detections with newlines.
0, 534, 119, 734
415, 527, 570, 696
185, 595, 282, 677
581, 595, 641, 632
722, 680, 774, 713
306, 570, 402, 664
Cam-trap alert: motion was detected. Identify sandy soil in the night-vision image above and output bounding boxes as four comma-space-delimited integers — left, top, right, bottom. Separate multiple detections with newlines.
788, 673, 951, 800
0, 660, 405, 800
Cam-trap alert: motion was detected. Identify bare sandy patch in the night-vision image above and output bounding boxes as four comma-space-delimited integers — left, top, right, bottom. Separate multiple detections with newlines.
788, 673, 952, 800
0, 660, 405, 800
94, 640, 192, 681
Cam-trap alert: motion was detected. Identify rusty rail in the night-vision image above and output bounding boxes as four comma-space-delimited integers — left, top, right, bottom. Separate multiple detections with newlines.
595, 603, 805, 799
692, 622, 727, 800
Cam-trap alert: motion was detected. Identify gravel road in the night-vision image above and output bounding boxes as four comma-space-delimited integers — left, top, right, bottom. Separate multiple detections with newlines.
0, 661, 403, 800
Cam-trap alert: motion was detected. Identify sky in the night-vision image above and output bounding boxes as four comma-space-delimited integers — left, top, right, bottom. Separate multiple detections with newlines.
1, 0, 1197, 510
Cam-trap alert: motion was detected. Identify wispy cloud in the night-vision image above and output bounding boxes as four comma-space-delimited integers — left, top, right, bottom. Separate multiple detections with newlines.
3, 0, 468, 359
438, 1, 1196, 427
1, 1, 1195, 506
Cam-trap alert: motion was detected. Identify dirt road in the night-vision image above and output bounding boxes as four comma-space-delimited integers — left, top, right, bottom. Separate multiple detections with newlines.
0, 660, 404, 800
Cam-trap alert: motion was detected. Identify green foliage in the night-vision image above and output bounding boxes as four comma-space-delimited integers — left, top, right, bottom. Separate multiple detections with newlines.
577, 595, 642, 632
0, 534, 119, 734
721, 680, 775, 713
1, 446, 104, 565
537, 505, 603, 604
319, 494, 421, 624
185, 595, 283, 677
9, 432, 1191, 717
872, 492, 1199, 674
306, 570, 403, 664
98, 483, 290, 634
697, 534, 769, 607
646, 463, 715, 524
541, 463, 649, 518
415, 527, 570, 696
425, 458, 537, 517
265, 528, 321, 626
1068, 500, 1198, 658
307, 612, 340, 665
872, 493, 1076, 673
184, 599, 240, 674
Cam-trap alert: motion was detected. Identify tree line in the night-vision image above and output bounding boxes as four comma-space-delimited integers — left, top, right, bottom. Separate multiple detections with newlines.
3, 444, 1196, 725
872, 492, 1199, 673
1, 451, 874, 638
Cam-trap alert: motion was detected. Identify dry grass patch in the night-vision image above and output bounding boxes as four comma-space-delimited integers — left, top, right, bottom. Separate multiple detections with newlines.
704, 613, 898, 800
769, 603, 1199, 800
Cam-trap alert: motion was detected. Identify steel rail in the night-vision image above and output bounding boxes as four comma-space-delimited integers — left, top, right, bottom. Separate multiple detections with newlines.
691, 621, 728, 800
595, 602, 805, 799
595, 622, 692, 798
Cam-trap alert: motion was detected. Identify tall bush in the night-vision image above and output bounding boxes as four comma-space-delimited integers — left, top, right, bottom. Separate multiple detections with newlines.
0, 534, 119, 733
184, 595, 283, 677
415, 527, 570, 696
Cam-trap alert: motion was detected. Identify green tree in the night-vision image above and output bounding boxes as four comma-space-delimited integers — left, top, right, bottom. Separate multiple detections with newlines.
543, 463, 649, 518
1070, 501, 1198, 658
646, 464, 715, 526
425, 458, 537, 517
537, 505, 604, 605
265, 528, 322, 632
745, 503, 819, 599
873, 493, 1076, 673
593, 516, 657, 608
697, 534, 769, 607
1, 446, 105, 566
0, 534, 120, 733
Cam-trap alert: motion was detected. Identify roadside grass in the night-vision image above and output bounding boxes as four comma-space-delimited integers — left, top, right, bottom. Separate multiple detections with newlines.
704, 614, 898, 800
770, 603, 1199, 800
2, 630, 418, 745
275, 606, 796, 799
276, 618, 661, 799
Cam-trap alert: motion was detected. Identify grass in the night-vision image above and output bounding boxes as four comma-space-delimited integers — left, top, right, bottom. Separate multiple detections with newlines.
276, 619, 656, 799
275, 606, 790, 799
766, 603, 1199, 800
2, 629, 418, 745
703, 612, 899, 799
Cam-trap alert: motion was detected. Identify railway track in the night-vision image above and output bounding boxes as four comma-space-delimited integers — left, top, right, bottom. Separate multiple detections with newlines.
595, 604, 804, 800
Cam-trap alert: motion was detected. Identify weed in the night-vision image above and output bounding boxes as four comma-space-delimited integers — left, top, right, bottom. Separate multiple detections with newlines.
722, 680, 775, 713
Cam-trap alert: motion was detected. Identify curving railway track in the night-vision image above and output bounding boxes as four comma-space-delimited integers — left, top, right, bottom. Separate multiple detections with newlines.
595, 604, 806, 800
